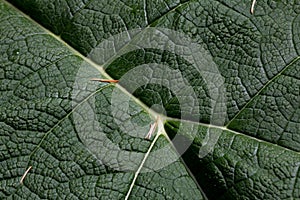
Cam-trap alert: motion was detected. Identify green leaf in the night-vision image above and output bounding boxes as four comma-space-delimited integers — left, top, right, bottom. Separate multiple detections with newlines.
0, 1, 203, 199
1, 0, 300, 199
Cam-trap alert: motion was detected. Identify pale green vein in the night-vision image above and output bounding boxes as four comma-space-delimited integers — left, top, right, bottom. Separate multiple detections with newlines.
226, 56, 300, 127
27, 84, 112, 159
165, 116, 300, 156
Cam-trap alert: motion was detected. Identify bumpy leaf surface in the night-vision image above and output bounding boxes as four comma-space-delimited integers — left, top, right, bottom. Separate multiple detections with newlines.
1, 0, 299, 199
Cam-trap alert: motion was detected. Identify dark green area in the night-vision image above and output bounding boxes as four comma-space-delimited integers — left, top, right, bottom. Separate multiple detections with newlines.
1, 0, 300, 199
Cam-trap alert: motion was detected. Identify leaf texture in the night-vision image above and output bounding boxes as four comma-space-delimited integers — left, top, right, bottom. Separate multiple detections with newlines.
1, 0, 300, 199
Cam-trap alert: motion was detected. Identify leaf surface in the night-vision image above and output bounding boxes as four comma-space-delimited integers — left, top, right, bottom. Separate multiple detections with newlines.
1, 0, 300, 199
